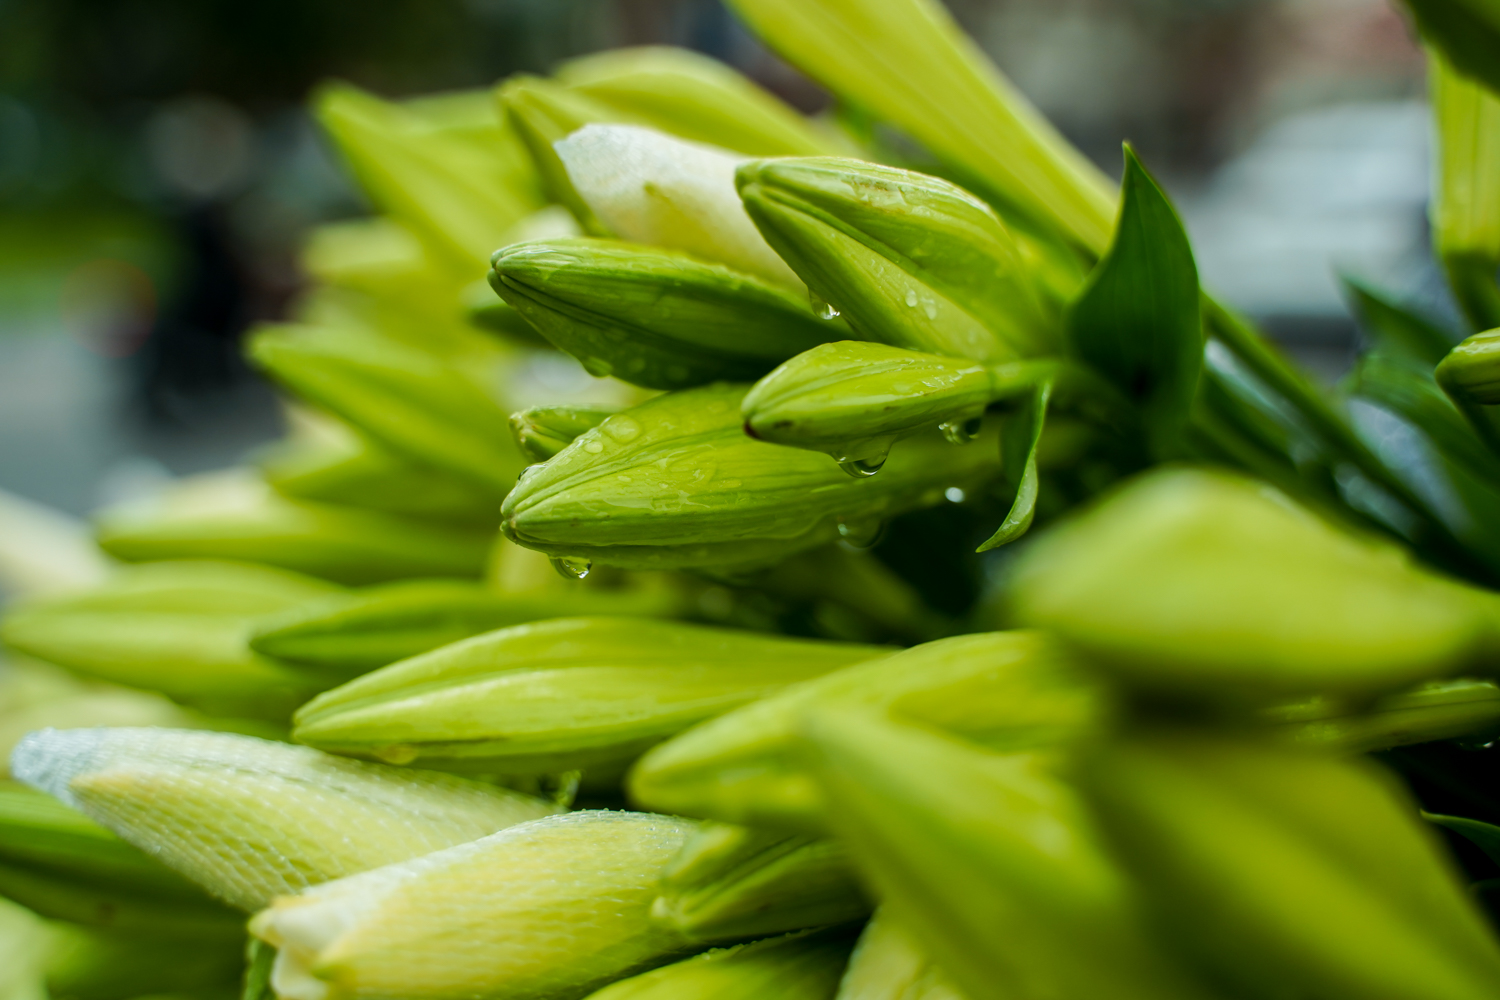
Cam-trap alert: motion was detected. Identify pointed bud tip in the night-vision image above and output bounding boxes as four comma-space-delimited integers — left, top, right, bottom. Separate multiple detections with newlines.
9, 727, 108, 808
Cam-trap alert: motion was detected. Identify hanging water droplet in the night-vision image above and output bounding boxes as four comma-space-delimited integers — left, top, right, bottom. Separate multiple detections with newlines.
944, 487, 967, 503
938, 416, 984, 445
517, 463, 546, 483
837, 516, 885, 549
838, 455, 886, 478
809, 290, 841, 320
550, 555, 593, 580
904, 289, 918, 307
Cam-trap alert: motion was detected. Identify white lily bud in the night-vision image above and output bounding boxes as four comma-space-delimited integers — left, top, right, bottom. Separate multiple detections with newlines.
555, 124, 803, 289
10, 728, 559, 911
251, 811, 696, 1000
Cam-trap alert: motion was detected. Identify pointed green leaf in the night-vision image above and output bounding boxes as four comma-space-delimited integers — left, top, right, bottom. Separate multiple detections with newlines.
977, 377, 1052, 551
1424, 811, 1500, 867
1344, 277, 1459, 368
1067, 147, 1202, 455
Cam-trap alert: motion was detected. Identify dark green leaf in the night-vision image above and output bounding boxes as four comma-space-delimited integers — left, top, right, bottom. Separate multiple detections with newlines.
1402, 0, 1500, 96
1344, 277, 1459, 368
1067, 146, 1202, 456
977, 377, 1052, 551
1423, 811, 1500, 867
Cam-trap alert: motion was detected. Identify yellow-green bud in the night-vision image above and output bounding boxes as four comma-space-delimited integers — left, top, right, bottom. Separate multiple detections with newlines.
1437, 328, 1500, 405
500, 383, 1002, 573
583, 928, 853, 1000
293, 617, 883, 774
652, 822, 867, 942
250, 578, 685, 676
836, 910, 968, 1000
1264, 678, 1500, 754
510, 405, 618, 463
1079, 729, 1500, 999
738, 158, 1057, 362
10, 728, 560, 911
490, 239, 839, 389
249, 811, 696, 1000
0, 561, 343, 719
1007, 468, 1500, 701
93, 470, 494, 585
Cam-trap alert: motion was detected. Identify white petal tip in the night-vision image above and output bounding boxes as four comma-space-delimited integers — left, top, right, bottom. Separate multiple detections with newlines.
9, 727, 110, 807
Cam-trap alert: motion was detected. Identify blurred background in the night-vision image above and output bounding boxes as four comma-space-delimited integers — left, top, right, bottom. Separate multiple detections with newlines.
0, 0, 1439, 516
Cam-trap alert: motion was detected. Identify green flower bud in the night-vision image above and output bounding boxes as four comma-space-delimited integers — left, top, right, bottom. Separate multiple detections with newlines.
1265, 678, 1500, 754
738, 158, 1058, 362
0, 781, 241, 938
510, 405, 619, 463
490, 239, 838, 389
11, 728, 559, 911
1437, 328, 1500, 405
0, 561, 343, 719
247, 323, 524, 493
1079, 729, 1500, 999
652, 822, 867, 943
293, 617, 883, 774
743, 343, 1094, 464
629, 631, 1103, 831
314, 82, 544, 276
93, 470, 494, 586
802, 711, 1213, 1000
721, 0, 1116, 255
583, 928, 853, 1000
836, 910, 968, 1000
556, 125, 804, 289
42, 919, 245, 1000
557, 46, 853, 158
1007, 468, 1500, 701
260, 431, 505, 527
500, 383, 1002, 573
249, 811, 696, 1000
249, 579, 686, 676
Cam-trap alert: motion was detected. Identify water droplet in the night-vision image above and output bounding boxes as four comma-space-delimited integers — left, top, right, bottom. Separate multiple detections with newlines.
374, 744, 420, 765
922, 299, 938, 320
583, 439, 604, 454
581, 356, 614, 378
939, 416, 983, 445
945, 487, 966, 503
809, 290, 841, 320
838, 455, 886, 478
904, 289, 918, 307
604, 417, 641, 442
550, 556, 592, 580
517, 463, 546, 483
837, 516, 885, 548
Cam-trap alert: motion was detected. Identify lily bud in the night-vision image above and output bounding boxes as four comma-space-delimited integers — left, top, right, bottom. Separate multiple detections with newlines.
583, 928, 853, 1000
93, 470, 494, 585
249, 811, 696, 1000
556, 124, 803, 289
652, 822, 867, 942
743, 343, 1078, 461
500, 383, 1002, 573
250, 579, 686, 676
0, 781, 242, 939
738, 158, 1057, 361
836, 910, 968, 1000
629, 631, 1104, 831
247, 323, 524, 493
0, 561, 343, 719
292, 617, 883, 774
1079, 729, 1500, 999
510, 405, 618, 462
557, 46, 852, 158
1265, 678, 1500, 754
802, 710, 1213, 1000
1007, 468, 1500, 701
1437, 328, 1500, 405
490, 239, 838, 389
10, 728, 559, 911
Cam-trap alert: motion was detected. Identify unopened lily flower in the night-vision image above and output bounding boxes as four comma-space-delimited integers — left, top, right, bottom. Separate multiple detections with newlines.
1080, 728, 1500, 999
652, 821, 867, 942
630, 630, 1102, 831
835, 910, 968, 1000
510, 404, 619, 462
1007, 468, 1500, 701
490, 238, 838, 389
500, 383, 1002, 573
1437, 328, 1500, 405
556, 124, 803, 289
737, 158, 1059, 361
10, 728, 560, 911
250, 811, 696, 1000
583, 928, 853, 1000
292, 617, 884, 773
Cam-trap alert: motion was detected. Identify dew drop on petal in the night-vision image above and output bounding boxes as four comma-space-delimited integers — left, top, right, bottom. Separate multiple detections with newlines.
551, 556, 593, 580
938, 416, 983, 445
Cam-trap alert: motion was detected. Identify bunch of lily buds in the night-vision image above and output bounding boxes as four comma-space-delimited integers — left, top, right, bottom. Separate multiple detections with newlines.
8, 0, 1500, 998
